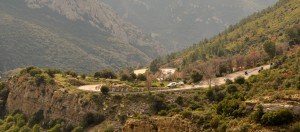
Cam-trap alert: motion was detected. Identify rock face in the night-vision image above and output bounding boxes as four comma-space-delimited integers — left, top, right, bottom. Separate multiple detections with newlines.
123, 116, 197, 132
6, 78, 101, 125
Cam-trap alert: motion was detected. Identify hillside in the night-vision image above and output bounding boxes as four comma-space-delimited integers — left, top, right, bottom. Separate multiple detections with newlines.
155, 0, 300, 70
0, 47, 299, 131
0, 0, 164, 73
103, 0, 278, 51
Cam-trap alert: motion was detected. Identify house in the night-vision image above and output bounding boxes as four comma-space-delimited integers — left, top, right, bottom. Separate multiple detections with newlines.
134, 68, 148, 75
159, 68, 176, 79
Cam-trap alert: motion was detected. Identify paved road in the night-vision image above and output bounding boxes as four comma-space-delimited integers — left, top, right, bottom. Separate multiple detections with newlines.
78, 65, 271, 93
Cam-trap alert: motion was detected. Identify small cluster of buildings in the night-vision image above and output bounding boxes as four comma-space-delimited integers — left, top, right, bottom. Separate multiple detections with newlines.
133, 68, 177, 80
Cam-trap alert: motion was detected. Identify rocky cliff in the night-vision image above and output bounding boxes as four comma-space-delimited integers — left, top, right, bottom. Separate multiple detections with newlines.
123, 116, 197, 132
5, 77, 103, 125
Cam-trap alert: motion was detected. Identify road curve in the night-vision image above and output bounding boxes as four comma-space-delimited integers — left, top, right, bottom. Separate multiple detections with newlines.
78, 65, 271, 93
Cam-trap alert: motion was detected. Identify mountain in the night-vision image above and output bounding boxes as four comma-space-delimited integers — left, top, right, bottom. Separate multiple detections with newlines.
155, 0, 300, 69
0, 0, 164, 73
102, 0, 278, 51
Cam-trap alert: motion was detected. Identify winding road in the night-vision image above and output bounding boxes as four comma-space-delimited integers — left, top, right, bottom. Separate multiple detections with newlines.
78, 65, 271, 93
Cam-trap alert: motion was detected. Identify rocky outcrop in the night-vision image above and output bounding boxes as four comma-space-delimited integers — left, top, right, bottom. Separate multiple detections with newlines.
123, 115, 197, 132
6, 78, 102, 125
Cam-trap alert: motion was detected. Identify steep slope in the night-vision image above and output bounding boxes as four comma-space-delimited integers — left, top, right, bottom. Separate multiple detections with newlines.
157, 0, 300, 69
0, 0, 164, 73
103, 0, 278, 51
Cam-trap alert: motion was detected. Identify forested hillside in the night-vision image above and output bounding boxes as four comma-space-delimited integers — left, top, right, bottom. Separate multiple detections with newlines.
153, 0, 300, 71
103, 0, 278, 51
0, 0, 164, 73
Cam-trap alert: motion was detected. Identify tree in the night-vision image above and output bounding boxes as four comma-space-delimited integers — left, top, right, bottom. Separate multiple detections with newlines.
150, 59, 160, 73
137, 74, 147, 81
101, 86, 110, 95
190, 71, 203, 83
263, 41, 276, 59
94, 70, 117, 79
234, 76, 245, 85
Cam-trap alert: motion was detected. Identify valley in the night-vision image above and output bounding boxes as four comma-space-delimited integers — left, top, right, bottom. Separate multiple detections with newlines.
0, 0, 300, 131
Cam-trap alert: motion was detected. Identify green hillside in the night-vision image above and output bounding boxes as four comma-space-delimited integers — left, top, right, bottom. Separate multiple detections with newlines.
0, 0, 163, 73
155, 0, 300, 70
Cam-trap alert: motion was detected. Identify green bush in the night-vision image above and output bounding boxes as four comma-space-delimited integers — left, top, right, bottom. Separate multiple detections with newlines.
71, 126, 84, 132
137, 74, 147, 81
210, 117, 219, 128
35, 74, 47, 86
290, 122, 300, 132
32, 124, 42, 132
101, 86, 110, 95
118, 114, 128, 124
158, 110, 168, 116
104, 125, 114, 132
149, 96, 168, 114
180, 109, 192, 119
261, 108, 293, 126
226, 84, 238, 93
64, 71, 78, 78
29, 69, 42, 77
296, 83, 300, 90
175, 96, 184, 105
225, 79, 233, 85
45, 69, 61, 78
47, 124, 61, 132
251, 105, 264, 123
28, 110, 44, 127
19, 126, 30, 132
190, 71, 203, 83
234, 76, 245, 85
216, 99, 245, 117
80, 113, 105, 128
94, 70, 117, 79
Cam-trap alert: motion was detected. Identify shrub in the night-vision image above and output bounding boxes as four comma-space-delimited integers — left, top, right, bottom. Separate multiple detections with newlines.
32, 124, 42, 132
64, 71, 78, 78
216, 99, 245, 117
101, 86, 110, 95
118, 114, 128, 124
210, 117, 219, 128
137, 74, 147, 81
180, 109, 192, 119
120, 74, 130, 81
226, 84, 238, 93
175, 96, 184, 105
71, 126, 84, 132
158, 110, 168, 116
19, 126, 31, 132
261, 108, 293, 125
34, 74, 47, 86
28, 110, 44, 127
251, 105, 264, 123
191, 71, 203, 83
48, 124, 61, 132
297, 83, 300, 90
45, 69, 61, 78
290, 122, 300, 132
80, 74, 86, 80
217, 122, 227, 132
29, 69, 42, 77
80, 113, 105, 128
104, 125, 114, 132
149, 96, 168, 114
234, 76, 245, 85
94, 70, 117, 79
225, 79, 233, 85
